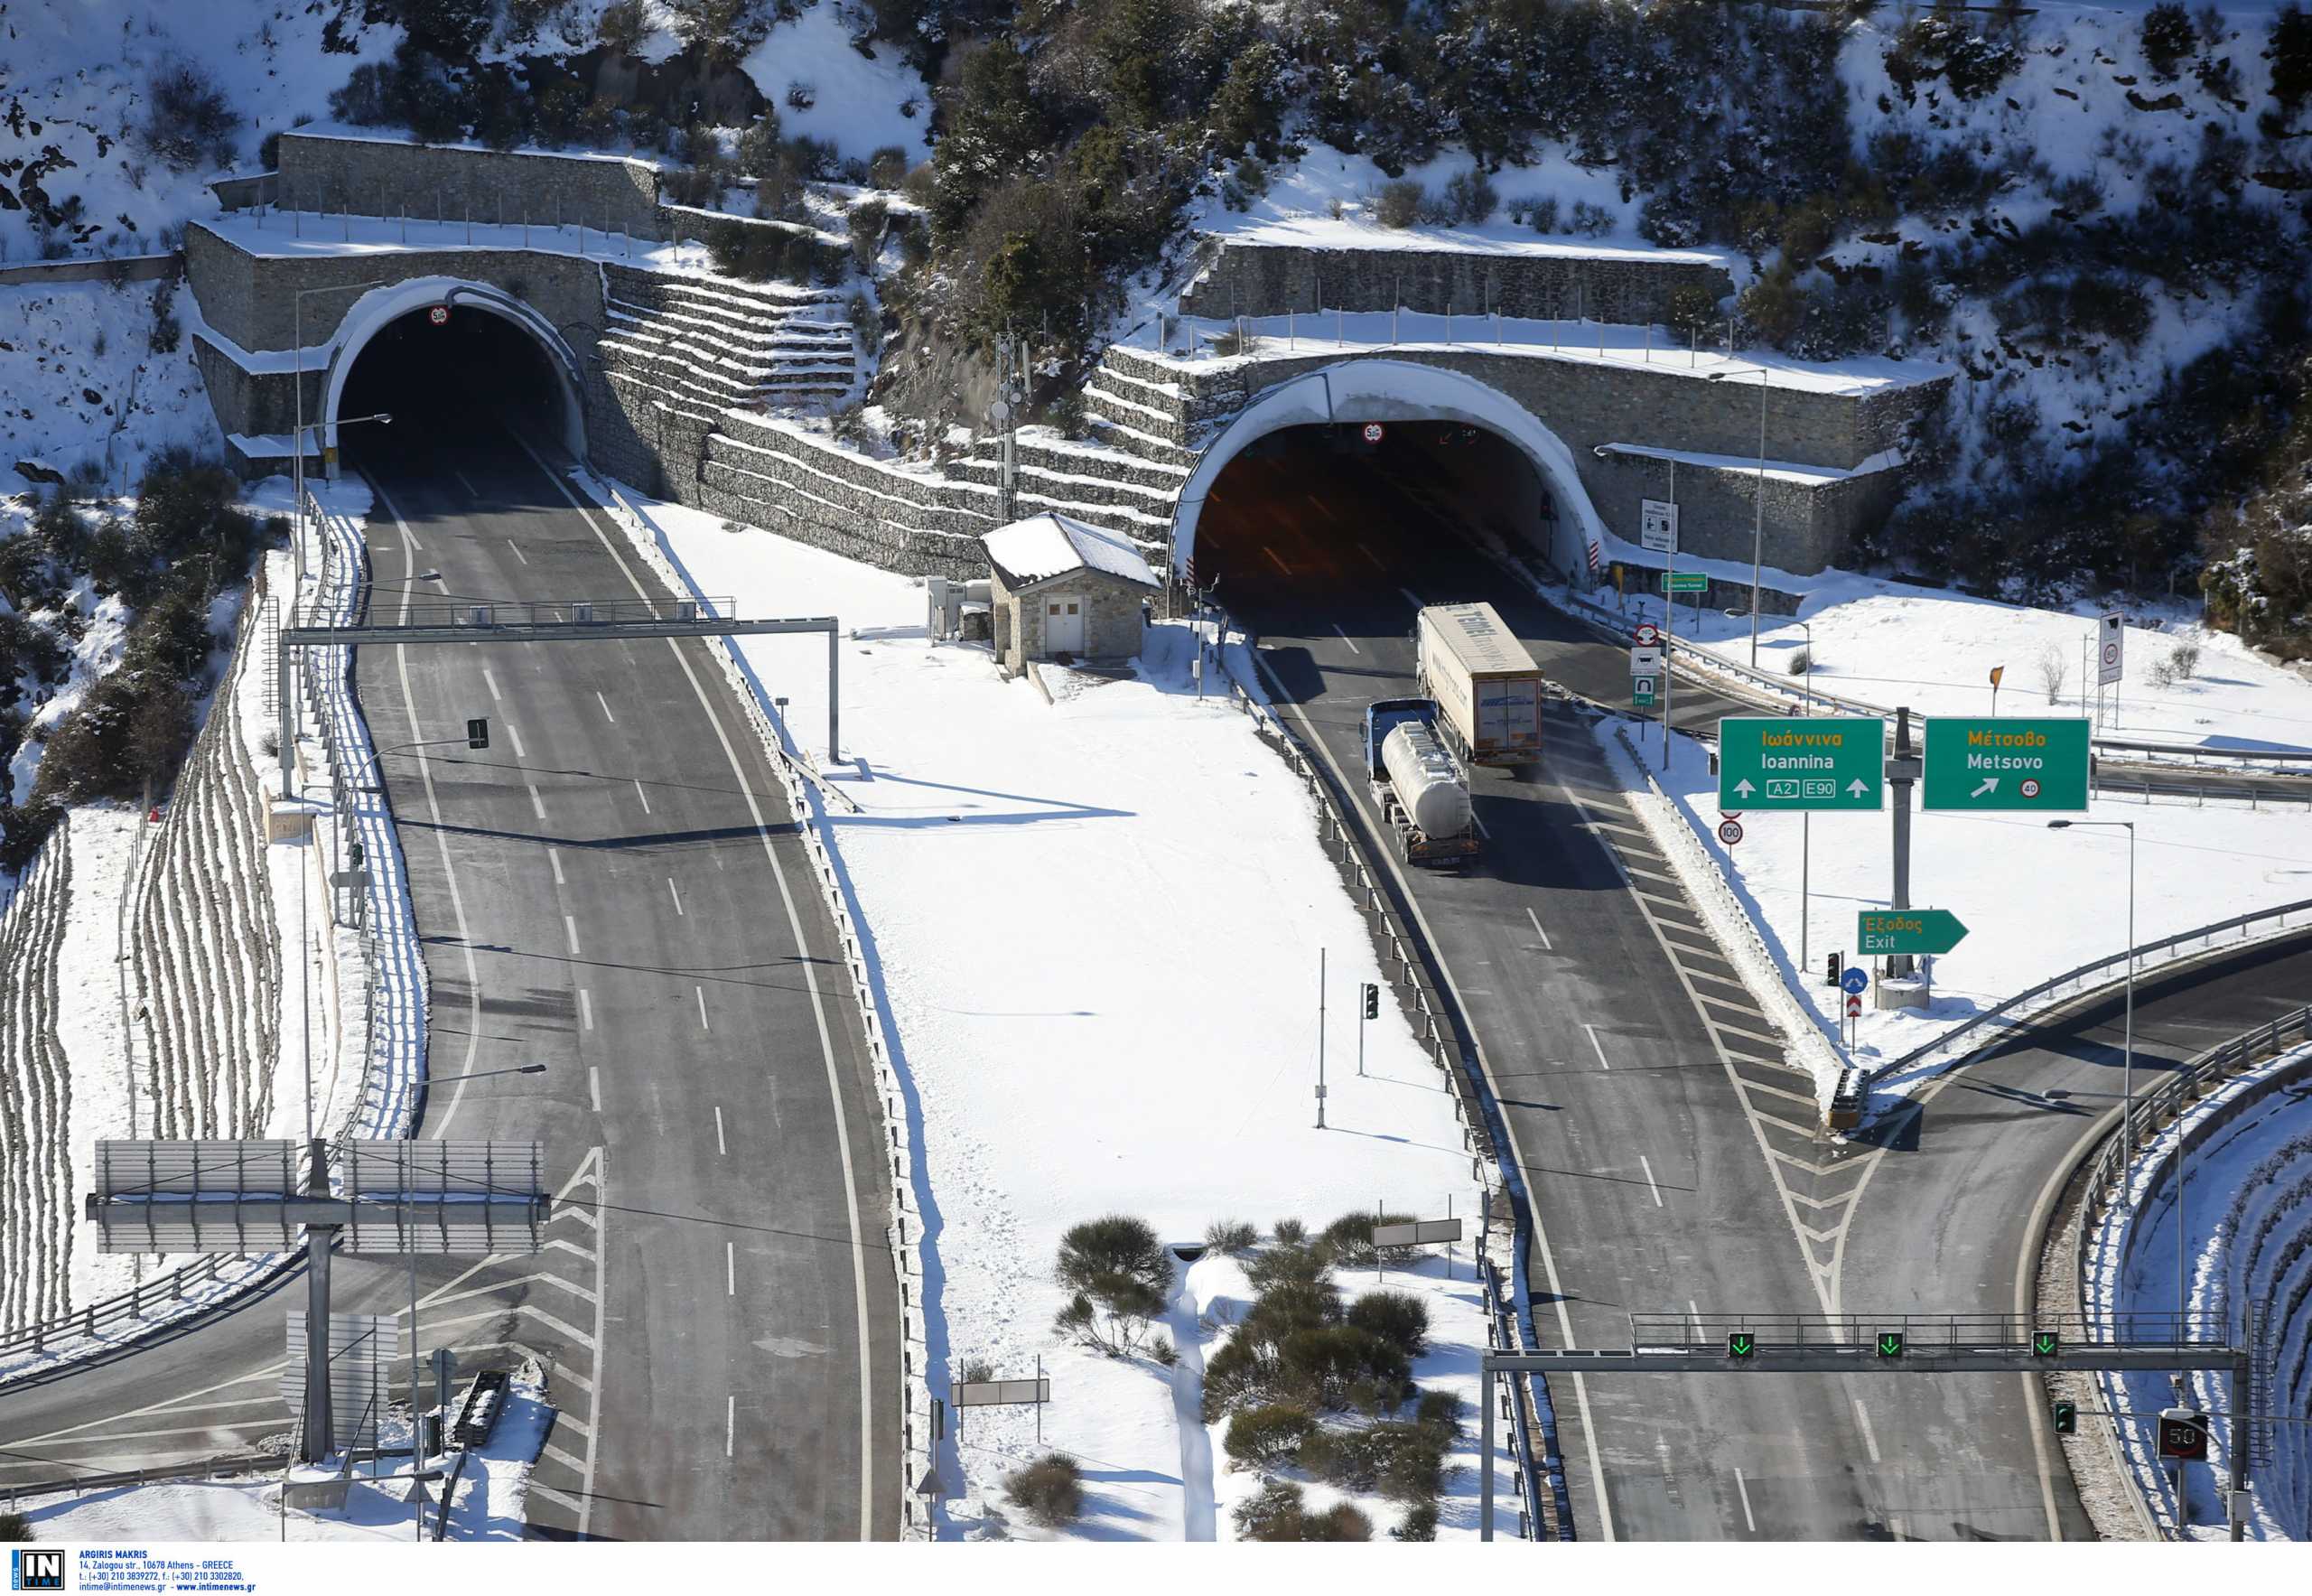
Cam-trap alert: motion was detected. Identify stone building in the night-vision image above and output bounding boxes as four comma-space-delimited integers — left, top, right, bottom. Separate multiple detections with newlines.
983, 514, 1161, 675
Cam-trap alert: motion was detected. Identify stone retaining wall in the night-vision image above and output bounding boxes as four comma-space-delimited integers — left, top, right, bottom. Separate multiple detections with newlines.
277, 131, 660, 239
1179, 239, 1738, 324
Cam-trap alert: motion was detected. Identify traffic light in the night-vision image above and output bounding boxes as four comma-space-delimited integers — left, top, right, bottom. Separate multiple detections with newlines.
1875, 1330, 1905, 1359
1825, 951, 1842, 988
466, 717, 489, 750
1363, 983, 1379, 1021
2031, 1329, 2060, 1358
2158, 1408, 2209, 1461
2050, 1400, 2077, 1436
1727, 1330, 1756, 1360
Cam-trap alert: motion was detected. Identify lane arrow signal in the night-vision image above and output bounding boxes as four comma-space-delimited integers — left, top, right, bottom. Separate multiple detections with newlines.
1727, 1332, 1755, 1359
1876, 1331, 1905, 1358
1971, 777, 1999, 798
1845, 779, 1869, 797
1733, 779, 1757, 798
2032, 1330, 2059, 1358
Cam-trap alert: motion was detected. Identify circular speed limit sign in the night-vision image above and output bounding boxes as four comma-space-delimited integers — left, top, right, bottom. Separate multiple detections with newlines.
1634, 622, 1662, 647
1717, 818, 1744, 846
2020, 778, 2041, 798
1362, 422, 1385, 444
428, 303, 450, 325
2102, 641, 2120, 667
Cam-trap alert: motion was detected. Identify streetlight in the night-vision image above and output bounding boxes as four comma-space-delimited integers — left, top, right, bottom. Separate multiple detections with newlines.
292, 278, 386, 573
433, 1063, 547, 1084
1799, 618, 1814, 974
2048, 819, 2137, 1192
1707, 362, 1771, 670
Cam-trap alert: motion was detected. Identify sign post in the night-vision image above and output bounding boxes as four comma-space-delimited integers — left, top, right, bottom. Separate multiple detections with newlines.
1921, 718, 2091, 811
1717, 717, 1886, 811
2098, 613, 2124, 726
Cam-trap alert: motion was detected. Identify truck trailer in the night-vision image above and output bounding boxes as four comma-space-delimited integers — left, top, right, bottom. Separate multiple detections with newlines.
1414, 602, 1544, 767
1364, 698, 1479, 868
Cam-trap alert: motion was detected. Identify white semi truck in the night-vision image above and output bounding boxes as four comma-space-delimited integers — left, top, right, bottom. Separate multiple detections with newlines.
1414, 602, 1545, 767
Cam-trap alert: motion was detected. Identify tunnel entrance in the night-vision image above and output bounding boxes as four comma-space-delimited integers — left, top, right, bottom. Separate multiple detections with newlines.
335, 298, 581, 466
1195, 421, 1561, 623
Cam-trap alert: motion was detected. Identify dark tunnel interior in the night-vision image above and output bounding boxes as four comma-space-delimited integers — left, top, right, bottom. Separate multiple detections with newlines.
337, 304, 570, 462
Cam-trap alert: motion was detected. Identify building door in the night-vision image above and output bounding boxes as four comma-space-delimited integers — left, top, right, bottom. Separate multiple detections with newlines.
1045, 595, 1085, 656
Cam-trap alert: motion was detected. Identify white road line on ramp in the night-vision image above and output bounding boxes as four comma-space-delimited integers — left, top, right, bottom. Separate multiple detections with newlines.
482, 667, 501, 702
667, 877, 685, 916
527, 434, 878, 1540
1331, 624, 1361, 655
1583, 1023, 1612, 1071
633, 779, 652, 815
508, 540, 528, 565
370, 474, 485, 1143
595, 691, 615, 723
1639, 1155, 1664, 1208
1526, 907, 1553, 951
1734, 1466, 1757, 1534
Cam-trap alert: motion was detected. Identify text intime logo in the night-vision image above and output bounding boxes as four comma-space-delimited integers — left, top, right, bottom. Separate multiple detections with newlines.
11, 1550, 64, 1591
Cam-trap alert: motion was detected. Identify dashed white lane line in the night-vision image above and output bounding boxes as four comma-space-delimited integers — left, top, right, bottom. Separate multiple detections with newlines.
508, 723, 527, 759
1331, 624, 1361, 655
578, 988, 592, 1031
633, 779, 652, 815
1639, 1154, 1664, 1208
1853, 1396, 1881, 1464
714, 1106, 727, 1156
1526, 906, 1553, 951
549, 847, 565, 886
1471, 810, 1491, 841
595, 691, 616, 723
726, 1241, 735, 1297
726, 1395, 735, 1460
1734, 1467, 1757, 1534
527, 781, 547, 821
1396, 585, 1425, 609
482, 667, 502, 702
667, 877, 685, 916
588, 1066, 601, 1113
1265, 547, 1293, 576
1357, 540, 1385, 570
695, 985, 710, 1031
564, 914, 581, 957
1583, 1022, 1612, 1071
508, 540, 528, 565
454, 469, 480, 498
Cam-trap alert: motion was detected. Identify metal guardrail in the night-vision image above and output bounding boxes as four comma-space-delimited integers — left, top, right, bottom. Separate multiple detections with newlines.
2, 1449, 282, 1507
1211, 621, 1566, 1540
1860, 897, 2312, 1098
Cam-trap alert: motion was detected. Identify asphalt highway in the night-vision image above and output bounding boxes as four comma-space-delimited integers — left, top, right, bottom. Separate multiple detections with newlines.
0, 423, 899, 1540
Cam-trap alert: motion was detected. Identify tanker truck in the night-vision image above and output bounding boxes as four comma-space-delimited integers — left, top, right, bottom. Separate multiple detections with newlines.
1364, 698, 1479, 869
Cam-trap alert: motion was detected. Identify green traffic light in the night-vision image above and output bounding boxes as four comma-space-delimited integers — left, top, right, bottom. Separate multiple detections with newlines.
1876, 1331, 1905, 1358
1728, 1332, 1755, 1359
2032, 1330, 2059, 1358
2051, 1400, 2077, 1436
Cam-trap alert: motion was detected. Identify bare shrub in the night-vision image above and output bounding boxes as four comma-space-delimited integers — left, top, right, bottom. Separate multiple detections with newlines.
144, 61, 240, 173
1003, 1453, 1083, 1527
2037, 642, 2066, 703
1374, 179, 1425, 229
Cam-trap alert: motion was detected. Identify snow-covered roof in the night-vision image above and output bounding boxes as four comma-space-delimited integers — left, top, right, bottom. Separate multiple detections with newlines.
983, 514, 1160, 592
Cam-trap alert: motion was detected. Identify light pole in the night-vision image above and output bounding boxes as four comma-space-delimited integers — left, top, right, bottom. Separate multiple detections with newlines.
2049, 819, 2137, 1192
1799, 619, 1813, 975
432, 1063, 546, 1085
292, 279, 386, 574
1707, 363, 1771, 669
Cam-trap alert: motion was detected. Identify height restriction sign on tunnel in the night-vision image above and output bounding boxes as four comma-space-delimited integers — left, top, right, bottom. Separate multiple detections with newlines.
1717, 717, 1886, 812
1921, 718, 2091, 811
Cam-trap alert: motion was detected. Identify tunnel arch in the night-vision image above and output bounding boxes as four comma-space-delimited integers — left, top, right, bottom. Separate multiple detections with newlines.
321, 275, 587, 471
1170, 359, 1605, 582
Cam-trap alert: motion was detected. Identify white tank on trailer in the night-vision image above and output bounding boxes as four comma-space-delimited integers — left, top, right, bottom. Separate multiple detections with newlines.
1382, 720, 1472, 840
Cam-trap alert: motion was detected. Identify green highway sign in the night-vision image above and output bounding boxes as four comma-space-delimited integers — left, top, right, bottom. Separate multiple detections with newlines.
1717, 716, 1886, 811
1876, 1330, 1906, 1359
1922, 717, 2091, 811
1856, 909, 1970, 957
1727, 1331, 1756, 1360
1661, 572, 1709, 593
1634, 676, 1658, 709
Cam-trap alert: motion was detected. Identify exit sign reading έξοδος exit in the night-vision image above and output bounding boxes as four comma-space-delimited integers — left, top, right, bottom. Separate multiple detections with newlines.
1717, 717, 1886, 811
1921, 717, 2091, 811
1855, 909, 1970, 957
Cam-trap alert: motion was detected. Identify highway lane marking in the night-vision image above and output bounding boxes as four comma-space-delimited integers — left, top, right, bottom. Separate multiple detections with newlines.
482, 667, 502, 702
1525, 906, 1553, 951
1689, 1300, 1703, 1338
508, 540, 528, 565
1265, 547, 1293, 575
727, 1395, 736, 1459
372, 474, 486, 1143
1582, 1023, 1612, 1070
589, 1066, 601, 1112
714, 1106, 727, 1154
696, 985, 711, 1031
531, 434, 878, 1538
1852, 1397, 1881, 1463
1734, 1467, 1757, 1534
455, 469, 481, 498
668, 877, 685, 916
1639, 1154, 1664, 1207
540, 1441, 586, 1475
550, 847, 565, 885
1357, 540, 1385, 570
527, 781, 547, 821
564, 914, 582, 956
727, 1241, 736, 1296
1470, 810, 1491, 841
1250, 644, 1617, 1540
1741, 1078, 1821, 1111
578, 988, 592, 1030
1331, 624, 1361, 655
633, 779, 653, 815
595, 691, 616, 723
508, 722, 527, 759
1306, 493, 1337, 522
1395, 585, 1424, 609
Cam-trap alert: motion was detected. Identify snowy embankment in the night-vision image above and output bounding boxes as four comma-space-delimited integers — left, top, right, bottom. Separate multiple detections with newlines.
597, 484, 1498, 1540
2085, 1040, 2312, 1541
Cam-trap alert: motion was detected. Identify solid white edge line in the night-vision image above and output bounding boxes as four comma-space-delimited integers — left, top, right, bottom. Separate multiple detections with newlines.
1253, 649, 1614, 1543
579, 1146, 610, 1535
526, 443, 878, 1540
370, 476, 483, 1143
